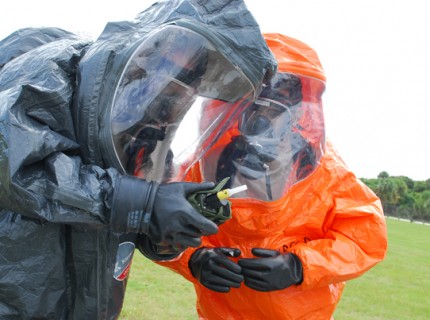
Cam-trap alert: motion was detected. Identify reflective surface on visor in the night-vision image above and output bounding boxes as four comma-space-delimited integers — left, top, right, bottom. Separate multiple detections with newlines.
202, 73, 326, 201
110, 25, 255, 181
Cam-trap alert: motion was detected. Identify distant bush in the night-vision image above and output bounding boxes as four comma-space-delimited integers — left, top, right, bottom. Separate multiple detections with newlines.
361, 173, 430, 222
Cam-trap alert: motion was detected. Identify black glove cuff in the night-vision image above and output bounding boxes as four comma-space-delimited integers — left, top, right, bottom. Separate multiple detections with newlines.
111, 175, 157, 234
290, 253, 304, 285
136, 235, 181, 261
140, 181, 159, 235
189, 247, 207, 279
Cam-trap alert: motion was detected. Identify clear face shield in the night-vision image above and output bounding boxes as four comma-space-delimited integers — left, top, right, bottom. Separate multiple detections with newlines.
201, 73, 326, 201
109, 25, 256, 182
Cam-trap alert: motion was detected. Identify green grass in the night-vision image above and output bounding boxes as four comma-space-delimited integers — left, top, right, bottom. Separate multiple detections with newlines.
119, 255, 197, 320
120, 219, 430, 319
334, 219, 430, 320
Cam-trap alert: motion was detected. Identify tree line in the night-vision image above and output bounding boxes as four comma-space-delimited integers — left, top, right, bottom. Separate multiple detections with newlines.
361, 171, 430, 223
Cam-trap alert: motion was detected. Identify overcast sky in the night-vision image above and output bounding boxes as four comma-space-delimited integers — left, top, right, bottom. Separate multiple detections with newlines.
2, 0, 429, 180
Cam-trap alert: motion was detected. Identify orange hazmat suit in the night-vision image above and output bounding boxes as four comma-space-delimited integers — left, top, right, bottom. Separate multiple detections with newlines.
156, 33, 388, 320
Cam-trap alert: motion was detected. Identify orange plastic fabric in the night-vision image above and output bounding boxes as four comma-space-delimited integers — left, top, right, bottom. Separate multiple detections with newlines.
156, 34, 387, 320
265, 33, 326, 82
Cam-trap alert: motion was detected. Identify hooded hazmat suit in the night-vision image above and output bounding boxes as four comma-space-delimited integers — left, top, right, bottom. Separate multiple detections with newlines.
0, 1, 277, 319
156, 33, 388, 319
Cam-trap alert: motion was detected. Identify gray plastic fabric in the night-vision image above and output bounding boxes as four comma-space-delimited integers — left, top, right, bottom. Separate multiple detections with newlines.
0, 27, 79, 69
0, 1, 276, 318
0, 27, 124, 319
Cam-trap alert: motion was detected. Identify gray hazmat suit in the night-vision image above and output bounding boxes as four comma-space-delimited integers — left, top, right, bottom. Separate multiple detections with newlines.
0, 0, 276, 319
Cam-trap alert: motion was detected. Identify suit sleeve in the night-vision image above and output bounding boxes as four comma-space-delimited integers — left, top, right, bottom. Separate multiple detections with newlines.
0, 29, 119, 227
290, 146, 388, 289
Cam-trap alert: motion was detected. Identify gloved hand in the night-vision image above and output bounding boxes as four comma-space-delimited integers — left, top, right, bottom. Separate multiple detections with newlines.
238, 248, 303, 292
137, 234, 186, 261
149, 182, 219, 247
189, 247, 243, 293
111, 176, 218, 248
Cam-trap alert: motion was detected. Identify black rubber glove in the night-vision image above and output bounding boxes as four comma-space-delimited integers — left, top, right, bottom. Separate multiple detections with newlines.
189, 247, 243, 293
136, 234, 185, 261
111, 176, 218, 248
238, 248, 303, 292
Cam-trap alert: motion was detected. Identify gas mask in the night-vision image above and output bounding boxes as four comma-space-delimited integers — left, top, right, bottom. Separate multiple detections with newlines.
202, 73, 325, 201
74, 0, 278, 182
107, 25, 257, 182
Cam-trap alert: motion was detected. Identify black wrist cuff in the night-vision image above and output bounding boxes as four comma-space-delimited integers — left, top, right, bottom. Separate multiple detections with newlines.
290, 253, 304, 285
140, 181, 159, 235
111, 176, 157, 234
136, 235, 181, 261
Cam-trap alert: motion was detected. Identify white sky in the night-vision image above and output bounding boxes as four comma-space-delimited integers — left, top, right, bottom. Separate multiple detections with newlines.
2, 0, 429, 180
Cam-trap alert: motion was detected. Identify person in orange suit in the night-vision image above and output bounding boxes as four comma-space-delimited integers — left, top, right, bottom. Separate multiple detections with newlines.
156, 33, 388, 320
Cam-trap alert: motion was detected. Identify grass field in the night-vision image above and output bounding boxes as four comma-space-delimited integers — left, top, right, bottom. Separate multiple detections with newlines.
119, 218, 430, 319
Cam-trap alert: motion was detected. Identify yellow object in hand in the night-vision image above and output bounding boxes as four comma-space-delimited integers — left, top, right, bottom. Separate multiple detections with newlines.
216, 185, 248, 202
